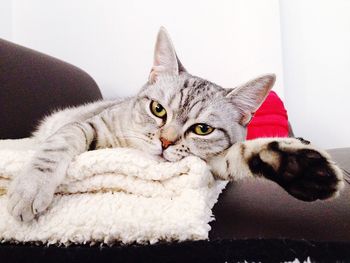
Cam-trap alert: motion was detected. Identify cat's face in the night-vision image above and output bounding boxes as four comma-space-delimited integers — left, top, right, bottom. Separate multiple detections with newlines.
130, 27, 275, 162
134, 74, 243, 162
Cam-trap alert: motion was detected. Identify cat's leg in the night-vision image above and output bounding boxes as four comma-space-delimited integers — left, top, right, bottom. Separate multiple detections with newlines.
7, 120, 101, 221
209, 138, 344, 201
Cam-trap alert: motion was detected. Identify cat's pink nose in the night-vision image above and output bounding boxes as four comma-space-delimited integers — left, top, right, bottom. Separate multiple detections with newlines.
160, 137, 173, 150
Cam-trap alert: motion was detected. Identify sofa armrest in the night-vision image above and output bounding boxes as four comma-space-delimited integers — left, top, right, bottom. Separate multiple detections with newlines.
0, 39, 102, 139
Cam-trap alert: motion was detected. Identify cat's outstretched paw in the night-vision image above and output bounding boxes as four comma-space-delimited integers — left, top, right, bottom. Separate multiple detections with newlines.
248, 139, 344, 201
7, 170, 55, 222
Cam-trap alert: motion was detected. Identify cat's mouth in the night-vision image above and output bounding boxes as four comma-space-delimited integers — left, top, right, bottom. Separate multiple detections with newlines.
158, 152, 169, 162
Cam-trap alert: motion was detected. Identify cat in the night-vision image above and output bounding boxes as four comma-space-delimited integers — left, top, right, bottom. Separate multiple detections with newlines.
7, 27, 343, 222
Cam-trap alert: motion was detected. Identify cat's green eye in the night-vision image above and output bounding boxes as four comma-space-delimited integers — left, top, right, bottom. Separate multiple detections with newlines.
192, 123, 214, 136
150, 101, 167, 119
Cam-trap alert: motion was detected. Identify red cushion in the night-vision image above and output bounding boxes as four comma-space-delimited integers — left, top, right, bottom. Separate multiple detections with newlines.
246, 91, 289, 140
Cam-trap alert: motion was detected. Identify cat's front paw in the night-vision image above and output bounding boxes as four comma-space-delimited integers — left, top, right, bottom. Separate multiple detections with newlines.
7, 169, 55, 222
249, 139, 344, 201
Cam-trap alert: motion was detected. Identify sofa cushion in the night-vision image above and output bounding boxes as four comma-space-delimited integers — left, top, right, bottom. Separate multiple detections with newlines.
210, 147, 350, 242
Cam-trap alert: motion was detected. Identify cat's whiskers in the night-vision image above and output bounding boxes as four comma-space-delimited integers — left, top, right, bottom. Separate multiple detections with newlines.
341, 168, 350, 185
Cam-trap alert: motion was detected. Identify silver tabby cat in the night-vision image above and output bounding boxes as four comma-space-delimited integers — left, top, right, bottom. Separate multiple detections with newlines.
8, 27, 343, 222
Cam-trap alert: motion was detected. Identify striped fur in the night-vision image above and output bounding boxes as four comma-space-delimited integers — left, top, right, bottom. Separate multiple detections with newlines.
7, 27, 343, 222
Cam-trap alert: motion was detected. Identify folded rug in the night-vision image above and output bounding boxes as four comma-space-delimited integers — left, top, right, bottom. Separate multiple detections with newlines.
0, 139, 227, 245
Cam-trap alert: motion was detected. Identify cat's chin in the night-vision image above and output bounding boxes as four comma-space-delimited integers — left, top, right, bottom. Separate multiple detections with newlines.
161, 152, 183, 163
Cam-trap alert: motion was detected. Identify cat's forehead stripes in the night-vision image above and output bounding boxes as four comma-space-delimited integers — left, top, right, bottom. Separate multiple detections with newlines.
141, 75, 230, 128
173, 78, 225, 122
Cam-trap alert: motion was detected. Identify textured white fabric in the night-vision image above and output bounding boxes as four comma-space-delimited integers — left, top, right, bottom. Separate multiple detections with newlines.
0, 139, 227, 245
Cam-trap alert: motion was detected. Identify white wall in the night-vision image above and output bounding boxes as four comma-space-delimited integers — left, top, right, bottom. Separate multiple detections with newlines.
3, 0, 348, 148
9, 0, 284, 99
280, 0, 350, 148
0, 0, 12, 39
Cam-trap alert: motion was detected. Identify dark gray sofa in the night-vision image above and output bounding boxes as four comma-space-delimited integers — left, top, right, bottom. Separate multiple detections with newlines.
1, 38, 349, 262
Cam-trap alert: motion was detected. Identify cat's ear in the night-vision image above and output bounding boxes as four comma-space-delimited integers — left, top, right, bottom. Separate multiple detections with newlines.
149, 27, 187, 83
226, 74, 276, 126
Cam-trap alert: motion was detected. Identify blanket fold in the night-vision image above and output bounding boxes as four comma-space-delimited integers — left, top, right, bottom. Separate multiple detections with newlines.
0, 139, 227, 245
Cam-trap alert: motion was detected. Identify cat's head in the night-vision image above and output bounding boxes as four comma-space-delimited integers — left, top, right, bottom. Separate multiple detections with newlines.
131, 27, 275, 162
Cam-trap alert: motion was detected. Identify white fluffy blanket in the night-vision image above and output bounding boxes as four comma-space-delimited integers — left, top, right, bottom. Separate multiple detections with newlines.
0, 139, 227, 245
